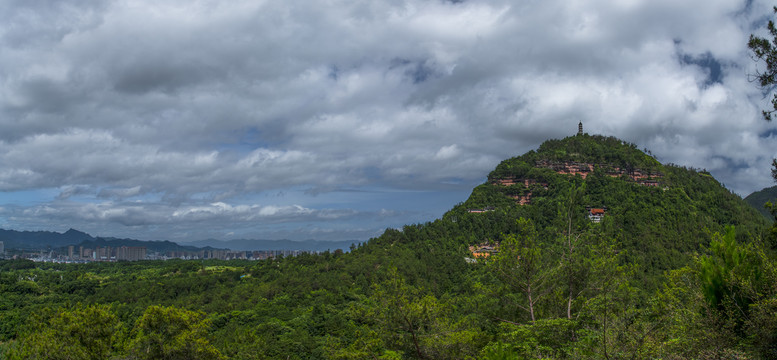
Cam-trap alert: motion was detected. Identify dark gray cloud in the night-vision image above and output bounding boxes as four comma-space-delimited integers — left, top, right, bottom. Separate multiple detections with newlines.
1, 0, 776, 241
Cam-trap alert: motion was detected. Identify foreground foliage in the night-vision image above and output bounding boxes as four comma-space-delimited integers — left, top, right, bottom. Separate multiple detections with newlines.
1, 225, 774, 359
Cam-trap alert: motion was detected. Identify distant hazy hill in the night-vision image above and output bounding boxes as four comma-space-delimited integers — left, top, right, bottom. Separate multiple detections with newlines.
744, 185, 777, 220
0, 226, 361, 253
77, 237, 225, 254
0, 228, 222, 253
179, 238, 362, 252
0, 228, 94, 250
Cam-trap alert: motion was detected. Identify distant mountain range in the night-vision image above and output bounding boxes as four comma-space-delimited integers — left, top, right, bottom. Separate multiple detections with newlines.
178, 238, 362, 252
0, 228, 221, 253
0, 228, 361, 253
0, 228, 94, 250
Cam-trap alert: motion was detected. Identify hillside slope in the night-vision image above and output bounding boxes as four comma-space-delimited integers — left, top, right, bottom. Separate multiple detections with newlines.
744, 184, 777, 220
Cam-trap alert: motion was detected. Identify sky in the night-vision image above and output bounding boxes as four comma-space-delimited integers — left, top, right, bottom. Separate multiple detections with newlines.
1, 0, 777, 242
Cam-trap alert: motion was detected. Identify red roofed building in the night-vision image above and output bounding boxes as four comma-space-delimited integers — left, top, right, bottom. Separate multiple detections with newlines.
588, 207, 606, 223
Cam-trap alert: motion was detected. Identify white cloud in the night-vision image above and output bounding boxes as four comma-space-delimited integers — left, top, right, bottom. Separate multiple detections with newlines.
0, 0, 775, 240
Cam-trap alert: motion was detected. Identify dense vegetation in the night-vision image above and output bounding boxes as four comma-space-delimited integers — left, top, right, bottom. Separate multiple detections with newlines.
1, 135, 776, 359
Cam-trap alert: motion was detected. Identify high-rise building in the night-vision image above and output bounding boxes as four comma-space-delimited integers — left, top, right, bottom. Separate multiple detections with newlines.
96, 246, 111, 261
116, 246, 146, 261
0, 240, 4, 255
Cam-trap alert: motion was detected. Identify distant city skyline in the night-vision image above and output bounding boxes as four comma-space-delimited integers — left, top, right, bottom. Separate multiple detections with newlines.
1, 0, 776, 242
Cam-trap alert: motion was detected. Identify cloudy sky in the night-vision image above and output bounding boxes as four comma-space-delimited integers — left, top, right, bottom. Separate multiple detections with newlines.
1, 0, 776, 242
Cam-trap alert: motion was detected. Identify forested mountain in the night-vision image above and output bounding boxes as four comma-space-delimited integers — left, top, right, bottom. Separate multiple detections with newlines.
1, 134, 775, 359
745, 185, 777, 220
457, 134, 768, 286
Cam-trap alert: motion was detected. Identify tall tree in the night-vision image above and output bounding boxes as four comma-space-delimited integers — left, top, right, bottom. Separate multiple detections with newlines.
559, 183, 588, 320
579, 236, 637, 360
492, 218, 553, 324
749, 7, 777, 184
749, 6, 777, 121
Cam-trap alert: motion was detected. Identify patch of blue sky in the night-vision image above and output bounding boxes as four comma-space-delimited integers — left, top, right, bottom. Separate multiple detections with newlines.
112, 191, 161, 204
214, 127, 282, 155
679, 51, 724, 87
710, 155, 751, 171
233, 184, 469, 222
759, 128, 777, 139
0, 188, 61, 206
308, 185, 471, 220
